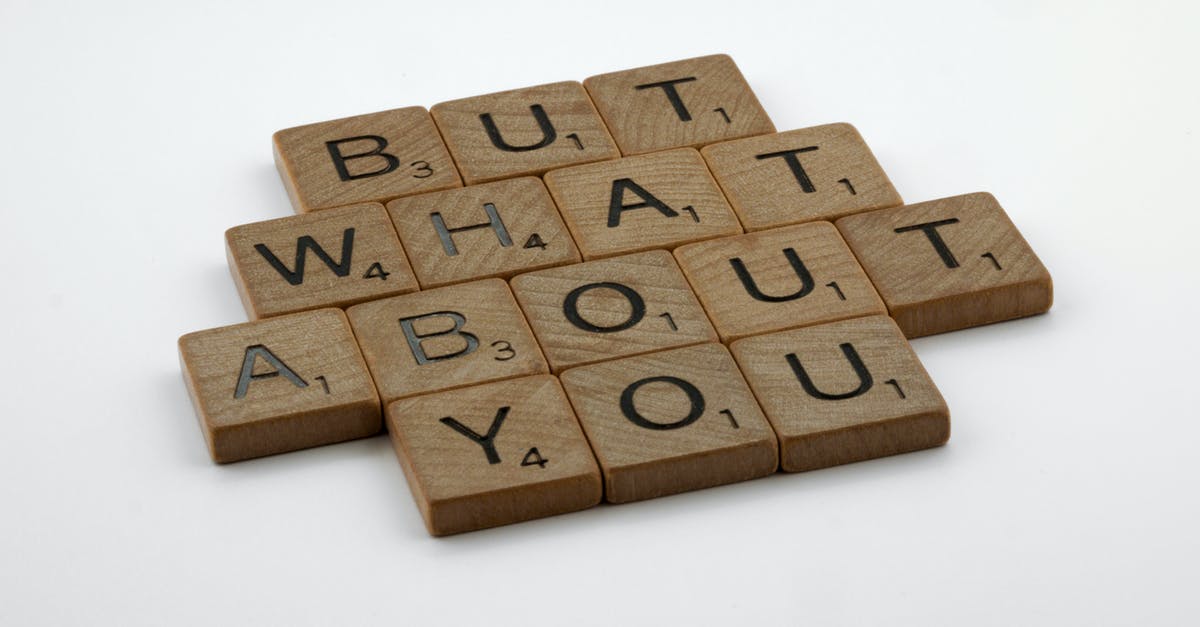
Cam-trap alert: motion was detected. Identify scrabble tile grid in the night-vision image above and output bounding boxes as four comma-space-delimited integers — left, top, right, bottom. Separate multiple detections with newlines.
180, 53, 1053, 536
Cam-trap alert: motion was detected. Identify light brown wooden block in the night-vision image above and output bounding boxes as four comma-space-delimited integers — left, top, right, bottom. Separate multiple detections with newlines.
387, 177, 580, 288
701, 123, 903, 231
510, 250, 717, 373
584, 54, 775, 156
673, 222, 886, 342
559, 343, 777, 503
226, 203, 419, 319
543, 148, 743, 260
273, 106, 461, 213
835, 192, 1053, 338
386, 375, 601, 536
430, 81, 619, 185
178, 309, 380, 463
345, 279, 547, 403
729, 316, 949, 472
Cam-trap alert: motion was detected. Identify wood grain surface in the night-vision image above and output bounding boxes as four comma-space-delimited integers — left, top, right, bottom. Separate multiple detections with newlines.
701, 123, 903, 231
559, 343, 777, 503
345, 278, 547, 403
178, 308, 380, 463
273, 106, 461, 213
226, 202, 418, 319
510, 250, 717, 373
431, 81, 618, 184
729, 315, 949, 472
584, 54, 775, 155
543, 148, 742, 260
674, 222, 886, 341
836, 192, 1053, 337
386, 375, 601, 536
387, 177, 579, 288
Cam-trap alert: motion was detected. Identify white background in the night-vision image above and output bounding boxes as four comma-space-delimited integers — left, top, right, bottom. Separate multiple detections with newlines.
2, 1, 1197, 625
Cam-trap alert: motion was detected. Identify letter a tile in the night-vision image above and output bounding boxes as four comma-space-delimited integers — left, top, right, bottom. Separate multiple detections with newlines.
510, 250, 717, 373
346, 279, 547, 403
584, 54, 775, 155
836, 192, 1053, 338
387, 375, 602, 536
178, 309, 381, 463
387, 177, 580, 288
273, 107, 461, 213
431, 82, 619, 185
226, 202, 419, 319
674, 222, 886, 342
730, 316, 949, 472
560, 343, 778, 503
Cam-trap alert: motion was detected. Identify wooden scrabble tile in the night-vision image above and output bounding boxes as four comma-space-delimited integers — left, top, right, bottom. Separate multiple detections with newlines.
226, 203, 419, 319
543, 148, 743, 260
559, 343, 777, 503
273, 106, 461, 213
387, 177, 580, 288
584, 54, 775, 156
673, 222, 886, 342
701, 123, 903, 231
510, 250, 717, 373
178, 309, 380, 463
345, 278, 547, 403
729, 316, 949, 472
835, 192, 1053, 338
386, 375, 601, 536
430, 81, 619, 185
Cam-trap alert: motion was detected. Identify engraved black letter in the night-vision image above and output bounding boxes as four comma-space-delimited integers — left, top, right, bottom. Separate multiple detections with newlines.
755, 147, 819, 193
440, 407, 509, 464
254, 228, 355, 286
399, 311, 480, 365
608, 178, 680, 227
634, 77, 698, 122
620, 376, 705, 430
430, 203, 513, 256
480, 104, 557, 152
786, 343, 874, 400
325, 136, 400, 181
562, 282, 646, 333
729, 248, 815, 302
894, 219, 961, 268
234, 345, 307, 399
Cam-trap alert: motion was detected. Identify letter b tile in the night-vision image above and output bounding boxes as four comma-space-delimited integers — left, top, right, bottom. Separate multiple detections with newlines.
346, 279, 548, 403
387, 375, 602, 536
560, 343, 777, 503
730, 316, 949, 472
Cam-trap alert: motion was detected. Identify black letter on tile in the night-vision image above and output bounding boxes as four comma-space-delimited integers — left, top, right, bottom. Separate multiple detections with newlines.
562, 282, 646, 333
441, 406, 510, 464
400, 311, 480, 365
430, 203, 514, 256
608, 178, 680, 227
755, 147, 820, 193
786, 343, 874, 400
326, 136, 400, 181
254, 228, 355, 286
634, 77, 698, 122
894, 218, 961, 268
234, 345, 308, 399
620, 376, 705, 430
729, 248, 815, 302
480, 104, 557, 152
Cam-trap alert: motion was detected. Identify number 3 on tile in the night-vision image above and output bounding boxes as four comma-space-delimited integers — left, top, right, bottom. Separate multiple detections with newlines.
492, 340, 516, 361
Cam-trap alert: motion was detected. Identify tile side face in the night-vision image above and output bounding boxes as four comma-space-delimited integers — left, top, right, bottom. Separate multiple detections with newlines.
729, 315, 949, 472
585, 54, 775, 155
178, 309, 381, 463
836, 192, 1053, 337
273, 107, 461, 212
387, 375, 602, 536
